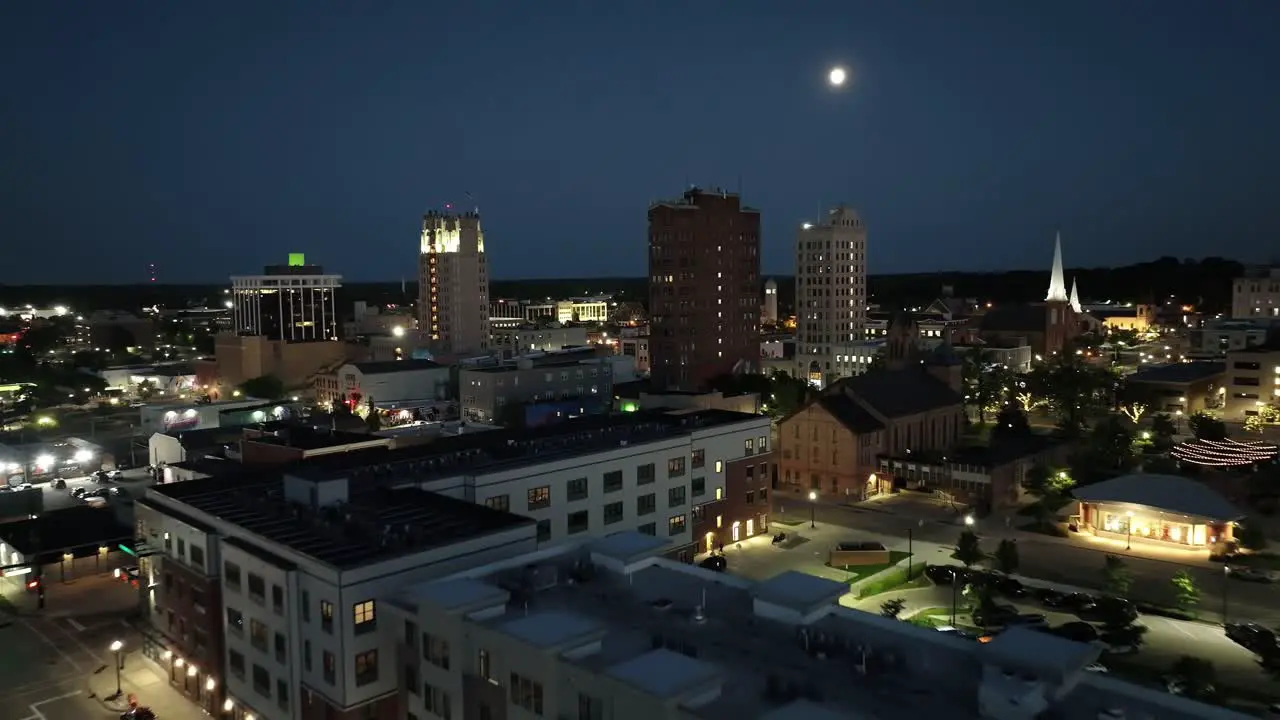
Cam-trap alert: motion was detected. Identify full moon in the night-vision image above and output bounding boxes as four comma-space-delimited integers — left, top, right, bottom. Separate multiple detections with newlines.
828, 66, 847, 87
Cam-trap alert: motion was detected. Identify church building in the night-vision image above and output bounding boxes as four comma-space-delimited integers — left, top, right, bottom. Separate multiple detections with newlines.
977, 233, 1083, 357
777, 314, 966, 501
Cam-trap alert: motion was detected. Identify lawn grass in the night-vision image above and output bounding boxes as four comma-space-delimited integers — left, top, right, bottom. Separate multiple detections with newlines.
828, 551, 912, 582
853, 560, 930, 599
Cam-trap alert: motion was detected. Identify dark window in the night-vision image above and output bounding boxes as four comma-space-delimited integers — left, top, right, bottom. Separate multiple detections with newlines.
271, 585, 284, 614
303, 640, 312, 672
323, 650, 336, 684
509, 672, 544, 715
424, 632, 450, 669
638, 522, 656, 536
274, 632, 287, 663
277, 679, 289, 711
224, 562, 241, 591
301, 591, 310, 622
536, 519, 551, 542
485, 495, 510, 512
603, 470, 623, 493
746, 490, 755, 505
692, 449, 705, 469
249, 619, 268, 652
527, 486, 551, 510
691, 477, 705, 496
229, 649, 246, 679
566, 477, 588, 501
668, 486, 686, 507
189, 545, 205, 569
637, 463, 656, 485
226, 607, 244, 635
252, 664, 270, 696
603, 501, 624, 525
637, 493, 656, 516
567, 510, 590, 534
246, 573, 265, 604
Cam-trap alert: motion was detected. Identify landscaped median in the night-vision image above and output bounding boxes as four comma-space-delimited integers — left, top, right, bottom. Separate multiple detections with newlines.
846, 557, 931, 599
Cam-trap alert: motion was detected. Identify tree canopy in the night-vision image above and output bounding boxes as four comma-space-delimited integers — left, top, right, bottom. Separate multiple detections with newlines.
237, 374, 285, 400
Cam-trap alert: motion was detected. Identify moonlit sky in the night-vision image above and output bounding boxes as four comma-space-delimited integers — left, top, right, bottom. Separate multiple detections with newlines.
3, 2, 1279, 283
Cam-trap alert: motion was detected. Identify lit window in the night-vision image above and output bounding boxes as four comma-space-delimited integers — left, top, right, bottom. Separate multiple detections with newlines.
353, 600, 376, 632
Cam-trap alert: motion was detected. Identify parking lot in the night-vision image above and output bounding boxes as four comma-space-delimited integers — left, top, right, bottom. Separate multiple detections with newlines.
0, 609, 129, 720
31, 468, 154, 513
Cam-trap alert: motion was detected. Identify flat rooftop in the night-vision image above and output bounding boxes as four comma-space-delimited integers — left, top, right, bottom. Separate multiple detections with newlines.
1127, 361, 1226, 385
430, 535, 1245, 720
150, 474, 534, 569
284, 408, 766, 484
0, 505, 131, 555
243, 425, 378, 450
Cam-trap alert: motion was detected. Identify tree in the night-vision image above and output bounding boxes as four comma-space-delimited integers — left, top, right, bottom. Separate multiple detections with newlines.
880, 598, 906, 619
990, 403, 1031, 443
238, 374, 285, 400
1102, 554, 1132, 597
1021, 464, 1075, 502
1116, 381, 1152, 424
952, 530, 984, 568
1244, 415, 1266, 434
993, 539, 1020, 575
1150, 413, 1178, 442
365, 397, 382, 432
1171, 569, 1200, 616
1236, 521, 1268, 551
135, 379, 158, 401
1141, 455, 1182, 474
867, 353, 888, 373
1170, 656, 1217, 701
1187, 411, 1227, 441
1070, 415, 1137, 484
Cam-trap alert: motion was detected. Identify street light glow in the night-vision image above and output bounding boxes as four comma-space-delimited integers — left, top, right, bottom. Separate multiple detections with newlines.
74, 449, 93, 463
828, 66, 847, 87
34, 454, 54, 468
110, 640, 123, 652
808, 491, 817, 501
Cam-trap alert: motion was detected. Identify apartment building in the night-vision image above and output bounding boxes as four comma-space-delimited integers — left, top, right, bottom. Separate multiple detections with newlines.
1232, 266, 1280, 319
648, 187, 761, 391
134, 474, 538, 720
795, 205, 869, 388
1223, 340, 1280, 420
619, 335, 650, 375
1188, 318, 1280, 358
314, 359, 452, 410
386, 531, 1243, 720
459, 349, 615, 424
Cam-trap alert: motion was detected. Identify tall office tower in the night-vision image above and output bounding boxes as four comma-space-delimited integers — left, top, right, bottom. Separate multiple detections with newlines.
648, 187, 761, 391
795, 206, 868, 388
230, 254, 340, 342
763, 278, 779, 325
419, 210, 490, 355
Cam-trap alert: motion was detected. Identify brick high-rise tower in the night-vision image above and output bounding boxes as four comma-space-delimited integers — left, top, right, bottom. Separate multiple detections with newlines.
648, 187, 760, 390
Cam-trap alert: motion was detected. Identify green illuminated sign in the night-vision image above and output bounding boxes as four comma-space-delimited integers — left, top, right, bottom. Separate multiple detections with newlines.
288, 253, 306, 267
118, 544, 136, 557
622, 402, 638, 413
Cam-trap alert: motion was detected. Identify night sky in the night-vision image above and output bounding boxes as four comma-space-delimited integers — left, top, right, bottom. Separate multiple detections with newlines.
4, 2, 1279, 284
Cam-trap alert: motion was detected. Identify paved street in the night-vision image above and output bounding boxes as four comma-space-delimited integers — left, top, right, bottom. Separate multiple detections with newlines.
0, 578, 205, 720
773, 494, 1280, 626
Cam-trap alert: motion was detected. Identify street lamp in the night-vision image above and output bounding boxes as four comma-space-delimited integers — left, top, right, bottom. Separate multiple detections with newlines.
964, 515, 975, 527
808, 491, 817, 528
1222, 564, 1230, 626
1125, 510, 1134, 550
109, 640, 124, 699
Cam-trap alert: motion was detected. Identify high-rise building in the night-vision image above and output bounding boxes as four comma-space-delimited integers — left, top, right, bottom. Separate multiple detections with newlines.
419, 210, 490, 355
794, 206, 869, 387
763, 277, 779, 325
230, 255, 340, 342
1232, 266, 1280, 319
648, 187, 760, 391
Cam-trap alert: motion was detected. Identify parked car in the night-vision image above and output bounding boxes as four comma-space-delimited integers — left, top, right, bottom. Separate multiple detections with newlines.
972, 604, 1021, 628
1051, 621, 1100, 643
1228, 566, 1278, 583
994, 577, 1026, 597
925, 565, 957, 585
1035, 588, 1068, 607
1085, 663, 1109, 673
1061, 592, 1096, 611
52, 478, 66, 489
70, 486, 88, 498
1078, 597, 1137, 624
698, 555, 727, 572
110, 486, 131, 499
1226, 622, 1277, 654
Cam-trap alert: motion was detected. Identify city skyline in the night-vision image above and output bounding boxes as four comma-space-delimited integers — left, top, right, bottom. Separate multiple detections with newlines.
4, 3, 1280, 284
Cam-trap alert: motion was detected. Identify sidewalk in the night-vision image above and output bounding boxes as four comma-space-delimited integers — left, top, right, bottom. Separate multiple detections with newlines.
87, 651, 210, 719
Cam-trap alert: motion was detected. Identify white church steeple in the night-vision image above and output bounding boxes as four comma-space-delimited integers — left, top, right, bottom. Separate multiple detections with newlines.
1045, 232, 1069, 303
1068, 277, 1082, 313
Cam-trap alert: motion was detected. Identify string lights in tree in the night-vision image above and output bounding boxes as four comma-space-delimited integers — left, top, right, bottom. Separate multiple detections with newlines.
1170, 438, 1279, 467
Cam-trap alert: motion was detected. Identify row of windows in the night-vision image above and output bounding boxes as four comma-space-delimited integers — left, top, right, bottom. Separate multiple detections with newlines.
227, 649, 290, 712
